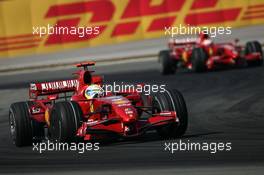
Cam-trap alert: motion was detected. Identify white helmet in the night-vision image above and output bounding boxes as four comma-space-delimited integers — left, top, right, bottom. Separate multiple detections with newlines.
84, 84, 103, 99
202, 39, 213, 46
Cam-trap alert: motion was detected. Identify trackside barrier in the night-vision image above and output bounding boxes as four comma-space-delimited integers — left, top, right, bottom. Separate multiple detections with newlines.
0, 0, 264, 58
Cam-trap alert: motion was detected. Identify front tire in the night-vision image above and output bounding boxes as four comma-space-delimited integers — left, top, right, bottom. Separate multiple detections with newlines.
191, 48, 208, 72
152, 89, 188, 138
159, 50, 176, 75
49, 101, 83, 142
245, 41, 263, 66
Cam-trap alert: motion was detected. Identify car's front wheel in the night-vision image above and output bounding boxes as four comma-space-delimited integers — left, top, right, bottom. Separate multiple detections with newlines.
159, 50, 176, 75
245, 41, 263, 66
49, 101, 83, 142
152, 89, 188, 138
191, 48, 208, 72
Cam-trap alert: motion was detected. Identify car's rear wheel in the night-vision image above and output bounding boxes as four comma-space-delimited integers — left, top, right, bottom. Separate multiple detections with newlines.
9, 102, 42, 146
191, 48, 208, 72
245, 41, 263, 66
49, 101, 83, 142
152, 89, 188, 138
159, 50, 176, 75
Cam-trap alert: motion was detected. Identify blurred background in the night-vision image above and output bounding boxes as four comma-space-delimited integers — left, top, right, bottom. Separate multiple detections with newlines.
0, 0, 264, 70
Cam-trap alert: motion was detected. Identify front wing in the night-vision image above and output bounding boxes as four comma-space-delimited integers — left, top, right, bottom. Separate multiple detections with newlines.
76, 111, 178, 140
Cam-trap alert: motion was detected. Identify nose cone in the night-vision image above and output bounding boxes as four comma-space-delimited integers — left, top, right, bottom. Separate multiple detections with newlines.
102, 96, 138, 122
113, 105, 138, 123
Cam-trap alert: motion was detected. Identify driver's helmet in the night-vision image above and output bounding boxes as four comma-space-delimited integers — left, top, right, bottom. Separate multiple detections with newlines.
84, 84, 104, 99
199, 32, 212, 46
199, 32, 210, 40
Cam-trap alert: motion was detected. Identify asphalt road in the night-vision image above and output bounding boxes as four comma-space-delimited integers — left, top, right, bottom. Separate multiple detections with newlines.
0, 60, 264, 174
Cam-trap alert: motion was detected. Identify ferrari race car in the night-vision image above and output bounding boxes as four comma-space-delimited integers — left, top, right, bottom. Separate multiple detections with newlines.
159, 33, 263, 75
9, 62, 188, 147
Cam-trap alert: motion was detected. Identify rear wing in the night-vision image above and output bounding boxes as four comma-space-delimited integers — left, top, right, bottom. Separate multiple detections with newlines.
29, 79, 78, 99
168, 38, 196, 48
29, 61, 102, 99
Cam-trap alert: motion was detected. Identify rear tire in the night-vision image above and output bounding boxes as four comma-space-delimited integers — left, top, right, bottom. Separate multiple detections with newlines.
9, 102, 33, 146
191, 48, 208, 72
152, 89, 188, 138
49, 101, 83, 142
245, 41, 263, 66
159, 50, 176, 75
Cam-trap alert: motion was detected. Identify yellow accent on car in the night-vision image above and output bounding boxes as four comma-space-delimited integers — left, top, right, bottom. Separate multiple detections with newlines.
209, 47, 214, 56
44, 109, 50, 126
182, 51, 188, 63
90, 102, 94, 113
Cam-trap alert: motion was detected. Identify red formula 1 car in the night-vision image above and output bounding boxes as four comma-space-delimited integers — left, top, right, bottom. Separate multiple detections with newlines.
9, 62, 188, 146
159, 33, 263, 75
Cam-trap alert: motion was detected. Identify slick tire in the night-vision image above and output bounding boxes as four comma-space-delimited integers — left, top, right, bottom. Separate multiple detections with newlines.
159, 50, 176, 75
245, 41, 263, 66
49, 101, 83, 142
152, 89, 188, 138
9, 102, 36, 147
138, 93, 151, 118
191, 47, 208, 72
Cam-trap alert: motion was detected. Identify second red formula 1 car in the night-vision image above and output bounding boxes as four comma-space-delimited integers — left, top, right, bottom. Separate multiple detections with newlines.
9, 62, 188, 146
159, 33, 263, 75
